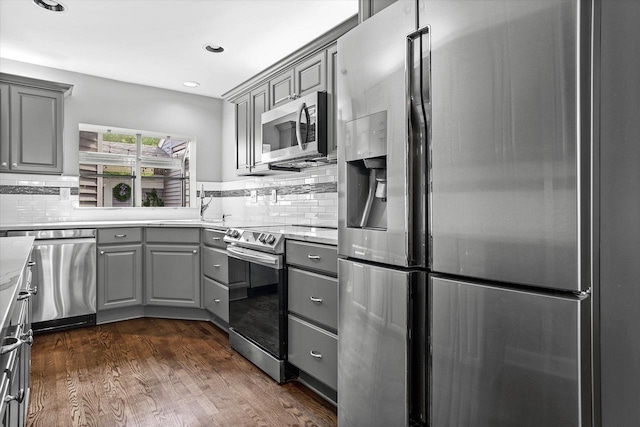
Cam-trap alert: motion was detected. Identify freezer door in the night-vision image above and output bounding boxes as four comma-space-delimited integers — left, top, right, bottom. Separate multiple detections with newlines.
338, 259, 422, 427
430, 276, 591, 427
423, 0, 590, 291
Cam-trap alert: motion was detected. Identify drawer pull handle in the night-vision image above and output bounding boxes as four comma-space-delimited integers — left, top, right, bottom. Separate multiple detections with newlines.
310, 350, 323, 359
100, 250, 105, 255
17, 289, 36, 301
0, 330, 32, 355
28, 261, 36, 267
212, 237, 221, 241
214, 299, 221, 303
308, 255, 321, 261
309, 296, 323, 303
213, 264, 221, 268
4, 389, 24, 404
114, 234, 127, 238
193, 250, 198, 254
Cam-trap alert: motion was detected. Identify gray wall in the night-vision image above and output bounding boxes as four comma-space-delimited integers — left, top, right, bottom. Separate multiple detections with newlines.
599, 0, 640, 425
0, 59, 224, 181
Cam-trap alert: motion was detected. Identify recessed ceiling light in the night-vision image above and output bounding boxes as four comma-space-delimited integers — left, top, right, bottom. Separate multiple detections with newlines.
183, 81, 200, 88
33, 0, 66, 12
204, 44, 224, 53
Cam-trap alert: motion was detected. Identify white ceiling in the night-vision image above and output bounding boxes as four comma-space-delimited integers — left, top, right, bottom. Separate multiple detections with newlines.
0, 0, 358, 98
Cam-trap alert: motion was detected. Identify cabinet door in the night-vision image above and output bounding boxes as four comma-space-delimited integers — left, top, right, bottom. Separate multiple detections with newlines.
97, 244, 143, 310
271, 70, 295, 108
0, 83, 9, 172
9, 85, 63, 174
145, 244, 200, 307
235, 93, 251, 175
294, 51, 326, 97
251, 83, 269, 167
326, 43, 338, 155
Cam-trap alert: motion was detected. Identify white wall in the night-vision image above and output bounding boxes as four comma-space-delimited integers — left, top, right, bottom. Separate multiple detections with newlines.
0, 59, 224, 181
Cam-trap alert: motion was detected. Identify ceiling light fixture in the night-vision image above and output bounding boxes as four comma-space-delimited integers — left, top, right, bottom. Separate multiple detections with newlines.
204, 44, 224, 53
183, 81, 200, 88
33, 0, 66, 12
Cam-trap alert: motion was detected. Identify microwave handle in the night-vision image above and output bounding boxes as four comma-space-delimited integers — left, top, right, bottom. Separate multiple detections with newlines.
295, 102, 310, 149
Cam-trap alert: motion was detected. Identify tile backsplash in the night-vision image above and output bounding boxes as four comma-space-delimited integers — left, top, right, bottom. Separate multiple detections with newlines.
0, 164, 337, 227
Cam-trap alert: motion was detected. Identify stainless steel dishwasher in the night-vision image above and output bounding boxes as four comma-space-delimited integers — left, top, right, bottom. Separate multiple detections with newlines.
7, 229, 97, 333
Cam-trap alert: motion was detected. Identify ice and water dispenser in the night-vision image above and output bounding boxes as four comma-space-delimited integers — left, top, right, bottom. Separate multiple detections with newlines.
344, 111, 388, 230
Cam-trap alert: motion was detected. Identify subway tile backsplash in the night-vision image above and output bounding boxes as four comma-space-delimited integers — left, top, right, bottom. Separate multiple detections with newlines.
0, 164, 337, 227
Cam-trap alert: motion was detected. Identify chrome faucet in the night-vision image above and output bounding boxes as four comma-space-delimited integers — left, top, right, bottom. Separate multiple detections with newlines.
199, 184, 213, 220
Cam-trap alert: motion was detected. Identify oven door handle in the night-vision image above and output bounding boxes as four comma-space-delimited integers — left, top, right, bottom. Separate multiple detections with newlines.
227, 246, 282, 269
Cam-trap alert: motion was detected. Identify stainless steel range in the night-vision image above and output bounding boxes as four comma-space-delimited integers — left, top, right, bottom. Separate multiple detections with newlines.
223, 227, 296, 383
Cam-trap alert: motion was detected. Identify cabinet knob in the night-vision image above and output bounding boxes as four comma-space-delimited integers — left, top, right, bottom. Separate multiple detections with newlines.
12, 163, 17, 168
192, 250, 198, 254
100, 250, 105, 255
28, 261, 36, 267
0, 161, 7, 167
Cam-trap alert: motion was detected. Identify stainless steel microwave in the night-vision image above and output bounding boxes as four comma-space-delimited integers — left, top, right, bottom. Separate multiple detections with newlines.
260, 91, 328, 168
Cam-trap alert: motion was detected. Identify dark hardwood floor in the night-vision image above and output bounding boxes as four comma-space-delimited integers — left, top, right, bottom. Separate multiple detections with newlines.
27, 318, 337, 427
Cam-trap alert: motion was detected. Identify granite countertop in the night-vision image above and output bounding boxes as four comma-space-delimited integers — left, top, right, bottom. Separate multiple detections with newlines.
0, 236, 34, 339
1, 220, 338, 245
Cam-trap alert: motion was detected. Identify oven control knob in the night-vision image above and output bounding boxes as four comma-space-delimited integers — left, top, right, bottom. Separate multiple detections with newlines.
230, 229, 240, 238
266, 235, 276, 245
225, 229, 233, 236
258, 233, 266, 242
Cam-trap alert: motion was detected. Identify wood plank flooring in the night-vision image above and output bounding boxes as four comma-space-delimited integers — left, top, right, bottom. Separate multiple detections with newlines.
26, 318, 337, 427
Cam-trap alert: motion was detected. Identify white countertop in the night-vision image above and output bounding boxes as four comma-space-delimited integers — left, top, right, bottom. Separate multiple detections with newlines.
1, 220, 338, 245
0, 236, 34, 338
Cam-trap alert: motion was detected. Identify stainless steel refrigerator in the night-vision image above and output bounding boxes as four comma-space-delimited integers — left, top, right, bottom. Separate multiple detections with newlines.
337, 1, 593, 426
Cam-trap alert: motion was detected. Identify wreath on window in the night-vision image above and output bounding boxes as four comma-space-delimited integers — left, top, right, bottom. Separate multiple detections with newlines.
113, 183, 132, 202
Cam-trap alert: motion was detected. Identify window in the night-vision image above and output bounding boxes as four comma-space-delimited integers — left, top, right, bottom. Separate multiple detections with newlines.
78, 124, 194, 208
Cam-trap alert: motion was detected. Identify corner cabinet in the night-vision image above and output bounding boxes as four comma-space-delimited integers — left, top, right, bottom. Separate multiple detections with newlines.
97, 228, 143, 311
144, 228, 201, 308
0, 73, 72, 175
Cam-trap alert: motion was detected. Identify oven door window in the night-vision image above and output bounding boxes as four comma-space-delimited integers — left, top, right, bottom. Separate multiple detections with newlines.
229, 259, 286, 359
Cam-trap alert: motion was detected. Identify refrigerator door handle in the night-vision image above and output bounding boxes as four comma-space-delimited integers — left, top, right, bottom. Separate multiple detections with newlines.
406, 26, 431, 151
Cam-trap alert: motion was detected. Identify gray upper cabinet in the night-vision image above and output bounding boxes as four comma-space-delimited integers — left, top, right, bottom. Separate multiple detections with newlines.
270, 70, 295, 108
235, 92, 251, 175
0, 73, 72, 174
294, 50, 327, 97
234, 83, 269, 175
326, 43, 338, 157
251, 83, 269, 168
226, 16, 357, 176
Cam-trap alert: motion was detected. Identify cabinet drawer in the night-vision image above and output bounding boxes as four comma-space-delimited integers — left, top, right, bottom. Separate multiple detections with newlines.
286, 240, 337, 275
203, 276, 229, 323
288, 315, 337, 390
288, 267, 337, 331
98, 227, 142, 244
202, 229, 226, 249
146, 227, 200, 244
203, 246, 228, 283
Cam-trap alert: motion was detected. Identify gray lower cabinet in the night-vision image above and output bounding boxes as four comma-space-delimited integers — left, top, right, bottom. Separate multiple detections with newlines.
97, 244, 143, 310
286, 240, 338, 399
145, 244, 200, 308
97, 228, 143, 311
0, 73, 72, 174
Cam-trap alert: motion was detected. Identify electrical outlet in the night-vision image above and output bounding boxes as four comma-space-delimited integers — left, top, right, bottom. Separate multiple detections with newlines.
251, 190, 257, 202
60, 187, 70, 201
271, 189, 277, 203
